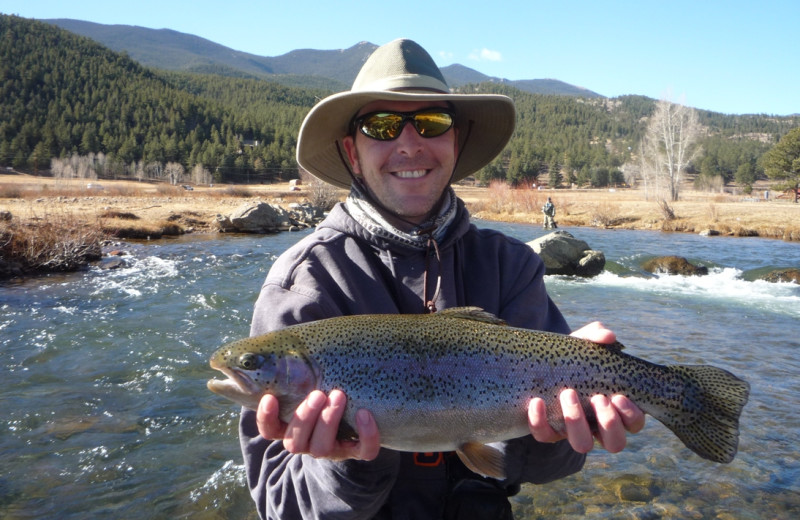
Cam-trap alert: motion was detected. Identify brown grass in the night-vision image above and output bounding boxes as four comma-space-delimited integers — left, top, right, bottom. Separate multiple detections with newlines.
1, 174, 799, 279
465, 181, 800, 240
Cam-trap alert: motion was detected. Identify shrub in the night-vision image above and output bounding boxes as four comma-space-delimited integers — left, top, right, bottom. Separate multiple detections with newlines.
1, 213, 105, 277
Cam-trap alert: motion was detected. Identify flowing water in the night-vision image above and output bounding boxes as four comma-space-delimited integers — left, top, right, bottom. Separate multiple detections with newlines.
1, 223, 798, 519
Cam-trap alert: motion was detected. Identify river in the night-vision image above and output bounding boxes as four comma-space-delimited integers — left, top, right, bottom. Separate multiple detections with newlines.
1, 222, 798, 519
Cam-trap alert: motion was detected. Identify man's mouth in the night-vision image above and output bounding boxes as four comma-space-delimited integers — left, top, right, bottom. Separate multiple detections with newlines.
392, 169, 428, 179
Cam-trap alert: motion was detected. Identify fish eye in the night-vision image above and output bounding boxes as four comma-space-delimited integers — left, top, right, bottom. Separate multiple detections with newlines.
239, 353, 264, 370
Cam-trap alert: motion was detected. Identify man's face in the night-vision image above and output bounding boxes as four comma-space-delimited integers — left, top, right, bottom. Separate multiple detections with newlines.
342, 100, 458, 227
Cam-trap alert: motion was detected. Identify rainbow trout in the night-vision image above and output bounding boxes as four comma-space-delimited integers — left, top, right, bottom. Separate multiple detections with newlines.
208, 307, 749, 478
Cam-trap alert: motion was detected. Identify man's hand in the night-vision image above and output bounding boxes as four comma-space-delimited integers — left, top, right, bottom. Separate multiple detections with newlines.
256, 389, 381, 461
527, 321, 646, 453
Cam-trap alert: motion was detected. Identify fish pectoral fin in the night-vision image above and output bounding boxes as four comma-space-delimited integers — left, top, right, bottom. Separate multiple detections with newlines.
336, 420, 359, 442
456, 442, 506, 480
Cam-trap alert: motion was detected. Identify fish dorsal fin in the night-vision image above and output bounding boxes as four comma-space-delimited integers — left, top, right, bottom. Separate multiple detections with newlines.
456, 442, 506, 480
436, 307, 507, 326
602, 340, 626, 351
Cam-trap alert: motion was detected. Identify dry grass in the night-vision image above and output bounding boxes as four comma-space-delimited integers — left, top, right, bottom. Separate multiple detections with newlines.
100, 218, 185, 239
1, 209, 105, 277
2, 174, 799, 277
590, 202, 622, 228
467, 181, 800, 241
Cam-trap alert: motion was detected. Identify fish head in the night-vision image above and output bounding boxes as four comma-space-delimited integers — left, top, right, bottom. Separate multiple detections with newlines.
207, 331, 320, 416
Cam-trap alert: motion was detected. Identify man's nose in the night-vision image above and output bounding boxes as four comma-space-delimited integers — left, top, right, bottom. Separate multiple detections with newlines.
394, 122, 424, 154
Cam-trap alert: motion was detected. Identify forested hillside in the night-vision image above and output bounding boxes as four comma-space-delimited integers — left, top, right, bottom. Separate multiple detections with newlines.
2, 14, 798, 187
0, 15, 326, 182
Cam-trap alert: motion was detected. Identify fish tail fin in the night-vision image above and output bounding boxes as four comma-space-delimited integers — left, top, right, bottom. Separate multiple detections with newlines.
660, 365, 750, 463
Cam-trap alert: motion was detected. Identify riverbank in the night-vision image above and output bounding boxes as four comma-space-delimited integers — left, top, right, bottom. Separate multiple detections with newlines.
3, 173, 799, 240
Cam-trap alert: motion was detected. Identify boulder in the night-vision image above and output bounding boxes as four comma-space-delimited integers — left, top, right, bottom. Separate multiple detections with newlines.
527, 231, 606, 277
224, 202, 293, 233
218, 201, 326, 233
288, 202, 325, 226
760, 268, 800, 284
642, 256, 708, 276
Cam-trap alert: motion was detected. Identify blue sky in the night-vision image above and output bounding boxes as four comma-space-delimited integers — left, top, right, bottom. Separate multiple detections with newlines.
2, 0, 797, 115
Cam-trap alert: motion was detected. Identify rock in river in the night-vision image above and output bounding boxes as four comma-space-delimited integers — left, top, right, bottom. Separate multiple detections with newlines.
642, 256, 708, 276
527, 231, 606, 277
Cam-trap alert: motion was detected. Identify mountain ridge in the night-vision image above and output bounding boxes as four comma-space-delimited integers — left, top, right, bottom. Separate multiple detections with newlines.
44, 18, 602, 98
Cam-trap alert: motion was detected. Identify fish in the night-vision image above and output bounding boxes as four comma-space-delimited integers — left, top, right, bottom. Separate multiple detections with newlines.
208, 307, 750, 479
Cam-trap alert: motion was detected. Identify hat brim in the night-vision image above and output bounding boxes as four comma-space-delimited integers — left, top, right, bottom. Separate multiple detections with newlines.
296, 90, 516, 189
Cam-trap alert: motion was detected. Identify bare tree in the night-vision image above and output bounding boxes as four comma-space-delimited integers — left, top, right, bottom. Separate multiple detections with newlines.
131, 160, 145, 182
145, 161, 164, 181
640, 98, 701, 201
165, 162, 185, 185
191, 163, 212, 185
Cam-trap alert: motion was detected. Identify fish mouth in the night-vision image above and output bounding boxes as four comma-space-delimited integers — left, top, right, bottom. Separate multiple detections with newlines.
207, 366, 264, 410
208, 366, 250, 392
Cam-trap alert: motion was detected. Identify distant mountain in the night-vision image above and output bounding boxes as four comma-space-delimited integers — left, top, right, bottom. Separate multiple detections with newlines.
45, 19, 601, 97
439, 63, 601, 98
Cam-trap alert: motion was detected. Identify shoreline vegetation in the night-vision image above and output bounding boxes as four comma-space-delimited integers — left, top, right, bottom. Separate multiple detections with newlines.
2, 173, 799, 279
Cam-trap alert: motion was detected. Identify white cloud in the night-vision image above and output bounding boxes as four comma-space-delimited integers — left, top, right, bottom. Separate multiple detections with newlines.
468, 48, 503, 62
438, 50, 454, 61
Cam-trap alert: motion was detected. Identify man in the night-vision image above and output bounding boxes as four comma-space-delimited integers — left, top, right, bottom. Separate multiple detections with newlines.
240, 39, 644, 519
542, 197, 556, 229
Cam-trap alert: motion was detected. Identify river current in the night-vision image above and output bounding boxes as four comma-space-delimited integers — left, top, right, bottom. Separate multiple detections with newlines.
1, 222, 798, 519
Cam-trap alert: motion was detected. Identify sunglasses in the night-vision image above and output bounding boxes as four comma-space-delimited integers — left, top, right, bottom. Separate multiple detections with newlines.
351, 108, 455, 141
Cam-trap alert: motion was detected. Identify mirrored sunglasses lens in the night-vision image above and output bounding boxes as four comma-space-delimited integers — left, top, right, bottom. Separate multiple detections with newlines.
414, 112, 453, 137
361, 113, 404, 140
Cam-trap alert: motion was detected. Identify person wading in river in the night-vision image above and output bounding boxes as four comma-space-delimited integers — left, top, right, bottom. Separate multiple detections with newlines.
542, 197, 557, 229
239, 38, 645, 520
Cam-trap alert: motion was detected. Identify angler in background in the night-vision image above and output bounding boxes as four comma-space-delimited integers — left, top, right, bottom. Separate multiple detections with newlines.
238, 39, 645, 520
542, 197, 557, 229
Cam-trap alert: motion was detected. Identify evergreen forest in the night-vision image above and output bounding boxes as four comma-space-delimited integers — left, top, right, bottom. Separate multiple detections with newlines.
2, 15, 798, 188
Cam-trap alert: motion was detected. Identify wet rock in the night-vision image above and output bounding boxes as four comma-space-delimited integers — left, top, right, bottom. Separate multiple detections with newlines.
642, 256, 708, 276
610, 474, 655, 503
99, 257, 126, 270
527, 231, 606, 277
617, 482, 653, 503
760, 268, 800, 284
698, 229, 720, 236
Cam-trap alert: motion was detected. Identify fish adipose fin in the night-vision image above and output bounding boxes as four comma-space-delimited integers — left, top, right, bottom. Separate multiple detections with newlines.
437, 307, 507, 326
661, 365, 751, 463
456, 442, 506, 480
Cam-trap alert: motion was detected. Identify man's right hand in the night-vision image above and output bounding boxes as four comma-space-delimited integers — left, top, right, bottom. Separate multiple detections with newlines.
256, 389, 382, 462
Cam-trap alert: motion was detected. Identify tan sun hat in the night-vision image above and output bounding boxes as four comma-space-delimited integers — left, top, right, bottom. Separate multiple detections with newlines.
296, 38, 516, 189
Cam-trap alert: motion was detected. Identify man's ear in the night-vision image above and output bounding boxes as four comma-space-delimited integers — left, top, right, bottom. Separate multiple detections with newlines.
342, 136, 361, 174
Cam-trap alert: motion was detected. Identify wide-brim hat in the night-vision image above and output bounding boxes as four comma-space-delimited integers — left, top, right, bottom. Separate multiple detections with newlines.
296, 39, 516, 189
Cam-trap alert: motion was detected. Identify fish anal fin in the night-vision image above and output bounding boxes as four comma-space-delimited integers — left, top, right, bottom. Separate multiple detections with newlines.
456, 442, 506, 480
437, 307, 507, 326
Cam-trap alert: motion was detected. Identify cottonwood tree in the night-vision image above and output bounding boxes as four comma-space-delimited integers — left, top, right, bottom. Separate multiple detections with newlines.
191, 163, 212, 185
640, 99, 701, 201
165, 162, 185, 185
